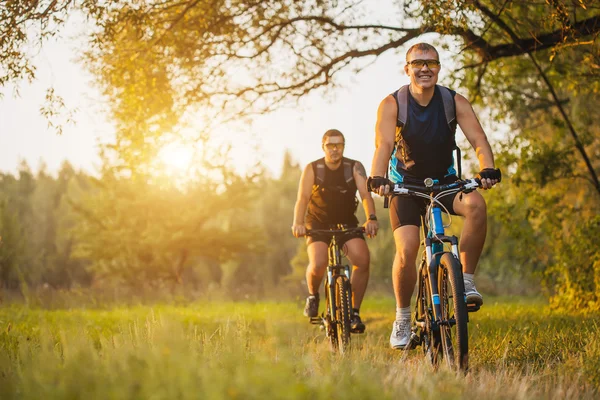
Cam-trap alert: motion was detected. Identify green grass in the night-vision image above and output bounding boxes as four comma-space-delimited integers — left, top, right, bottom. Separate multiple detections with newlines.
0, 297, 598, 399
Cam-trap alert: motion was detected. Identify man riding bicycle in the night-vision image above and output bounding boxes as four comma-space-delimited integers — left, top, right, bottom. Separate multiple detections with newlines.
368, 43, 501, 349
292, 129, 378, 334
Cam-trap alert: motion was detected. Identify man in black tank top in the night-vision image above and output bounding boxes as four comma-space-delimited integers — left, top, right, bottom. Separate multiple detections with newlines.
292, 129, 379, 333
368, 43, 501, 349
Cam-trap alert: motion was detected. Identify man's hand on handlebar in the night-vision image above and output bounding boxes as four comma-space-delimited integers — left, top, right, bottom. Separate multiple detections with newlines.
367, 176, 392, 196
291, 224, 306, 238
476, 168, 502, 190
363, 220, 378, 238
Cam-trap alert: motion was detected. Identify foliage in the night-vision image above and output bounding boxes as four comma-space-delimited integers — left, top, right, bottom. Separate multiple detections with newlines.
1, 1, 599, 307
0, 157, 263, 294
546, 216, 600, 312
71, 170, 261, 291
0, 162, 91, 290
444, 3, 600, 307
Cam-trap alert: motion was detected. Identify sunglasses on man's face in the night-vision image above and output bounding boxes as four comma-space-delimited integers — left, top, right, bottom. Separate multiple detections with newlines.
407, 59, 441, 69
324, 143, 344, 150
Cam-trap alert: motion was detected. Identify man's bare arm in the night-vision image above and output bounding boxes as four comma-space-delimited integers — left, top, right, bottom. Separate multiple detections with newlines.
293, 164, 314, 227
354, 161, 378, 237
455, 94, 495, 169
371, 96, 397, 177
354, 161, 376, 217
370, 95, 397, 195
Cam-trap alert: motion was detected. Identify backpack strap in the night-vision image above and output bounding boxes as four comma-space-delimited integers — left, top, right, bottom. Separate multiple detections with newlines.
313, 157, 354, 188
439, 86, 456, 129
394, 85, 410, 128
314, 158, 326, 186
342, 158, 354, 186
394, 84, 456, 132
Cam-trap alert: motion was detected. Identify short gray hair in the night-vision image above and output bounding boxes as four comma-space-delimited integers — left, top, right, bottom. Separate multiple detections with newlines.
406, 43, 439, 61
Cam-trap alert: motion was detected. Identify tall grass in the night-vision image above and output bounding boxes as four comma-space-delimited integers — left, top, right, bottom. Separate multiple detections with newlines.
0, 297, 598, 399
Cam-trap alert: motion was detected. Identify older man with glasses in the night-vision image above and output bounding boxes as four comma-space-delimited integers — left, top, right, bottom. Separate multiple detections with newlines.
368, 43, 501, 349
292, 129, 378, 334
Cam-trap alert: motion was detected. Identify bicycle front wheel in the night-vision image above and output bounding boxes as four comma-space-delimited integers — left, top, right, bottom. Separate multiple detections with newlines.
438, 252, 469, 370
335, 275, 352, 353
325, 280, 339, 351
418, 265, 442, 364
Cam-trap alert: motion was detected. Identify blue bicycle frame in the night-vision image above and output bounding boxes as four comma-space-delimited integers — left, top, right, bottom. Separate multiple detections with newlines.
425, 206, 462, 322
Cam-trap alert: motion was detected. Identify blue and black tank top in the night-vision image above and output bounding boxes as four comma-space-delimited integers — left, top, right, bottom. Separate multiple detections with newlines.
389, 86, 457, 182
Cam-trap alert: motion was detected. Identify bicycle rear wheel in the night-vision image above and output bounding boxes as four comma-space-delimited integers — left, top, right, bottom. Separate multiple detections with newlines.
335, 275, 352, 353
438, 252, 469, 370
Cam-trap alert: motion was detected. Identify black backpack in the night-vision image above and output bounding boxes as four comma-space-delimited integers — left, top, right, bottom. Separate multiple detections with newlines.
313, 157, 354, 190
311, 158, 359, 211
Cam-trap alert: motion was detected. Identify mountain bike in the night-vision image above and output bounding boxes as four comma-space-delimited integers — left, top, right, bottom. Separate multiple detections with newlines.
391, 177, 482, 371
306, 226, 364, 354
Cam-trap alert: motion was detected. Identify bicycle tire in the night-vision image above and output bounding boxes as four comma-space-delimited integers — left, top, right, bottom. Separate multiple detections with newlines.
419, 267, 442, 364
325, 280, 339, 351
438, 252, 469, 370
335, 275, 352, 353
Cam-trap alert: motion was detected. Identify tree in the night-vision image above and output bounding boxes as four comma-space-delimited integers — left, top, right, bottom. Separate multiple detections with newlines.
3, 0, 599, 304
70, 161, 261, 292
76, 1, 600, 186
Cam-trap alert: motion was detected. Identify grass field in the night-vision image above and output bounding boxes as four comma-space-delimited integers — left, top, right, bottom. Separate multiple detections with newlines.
1, 296, 598, 399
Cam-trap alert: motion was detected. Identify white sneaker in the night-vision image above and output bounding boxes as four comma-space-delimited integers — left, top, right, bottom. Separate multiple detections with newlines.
464, 279, 483, 306
390, 318, 411, 349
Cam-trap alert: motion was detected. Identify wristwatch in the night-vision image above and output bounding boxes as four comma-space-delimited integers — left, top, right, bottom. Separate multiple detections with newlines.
368, 214, 377, 221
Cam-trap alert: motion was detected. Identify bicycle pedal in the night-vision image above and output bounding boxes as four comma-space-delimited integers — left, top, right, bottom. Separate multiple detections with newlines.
467, 303, 481, 312
309, 317, 323, 325
405, 333, 420, 350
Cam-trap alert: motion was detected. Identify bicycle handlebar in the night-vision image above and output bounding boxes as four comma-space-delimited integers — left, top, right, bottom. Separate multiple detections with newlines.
391, 178, 481, 195
305, 226, 366, 237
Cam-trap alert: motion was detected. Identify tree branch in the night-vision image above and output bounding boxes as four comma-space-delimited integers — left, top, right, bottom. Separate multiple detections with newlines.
459, 15, 600, 61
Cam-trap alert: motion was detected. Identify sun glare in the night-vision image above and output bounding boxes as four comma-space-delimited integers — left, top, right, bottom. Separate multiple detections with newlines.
157, 143, 195, 175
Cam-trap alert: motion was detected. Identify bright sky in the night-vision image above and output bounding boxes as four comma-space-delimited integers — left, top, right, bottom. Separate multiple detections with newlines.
0, 7, 482, 180
0, 27, 114, 177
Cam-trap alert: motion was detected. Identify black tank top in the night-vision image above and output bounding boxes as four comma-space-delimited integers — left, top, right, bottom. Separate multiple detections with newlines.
305, 158, 359, 227
393, 86, 457, 180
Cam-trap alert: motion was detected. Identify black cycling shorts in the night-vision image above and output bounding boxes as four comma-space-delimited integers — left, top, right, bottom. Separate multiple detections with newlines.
306, 223, 365, 247
390, 175, 460, 231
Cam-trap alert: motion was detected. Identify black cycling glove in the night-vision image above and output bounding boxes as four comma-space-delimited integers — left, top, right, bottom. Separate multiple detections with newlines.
476, 168, 502, 182
367, 176, 391, 192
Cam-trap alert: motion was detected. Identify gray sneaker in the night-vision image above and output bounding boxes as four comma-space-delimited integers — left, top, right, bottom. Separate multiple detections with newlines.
464, 279, 483, 306
390, 318, 412, 349
303, 295, 319, 318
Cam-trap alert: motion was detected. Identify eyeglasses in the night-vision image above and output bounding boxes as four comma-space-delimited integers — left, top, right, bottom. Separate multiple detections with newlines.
407, 59, 441, 69
324, 143, 344, 150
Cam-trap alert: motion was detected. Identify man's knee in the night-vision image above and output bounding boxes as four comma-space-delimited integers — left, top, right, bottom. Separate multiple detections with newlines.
345, 240, 370, 270
393, 226, 420, 265
456, 193, 487, 218
354, 257, 370, 272
308, 257, 328, 271
394, 248, 418, 267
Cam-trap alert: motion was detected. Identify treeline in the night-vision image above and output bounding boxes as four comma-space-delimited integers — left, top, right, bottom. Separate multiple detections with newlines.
0, 152, 544, 303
